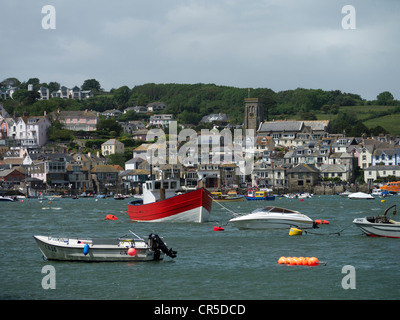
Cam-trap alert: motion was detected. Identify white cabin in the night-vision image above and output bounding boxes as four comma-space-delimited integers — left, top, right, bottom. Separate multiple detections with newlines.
143, 179, 180, 204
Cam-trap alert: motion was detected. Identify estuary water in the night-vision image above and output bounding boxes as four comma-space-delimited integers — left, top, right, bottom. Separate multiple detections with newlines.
1, 194, 399, 301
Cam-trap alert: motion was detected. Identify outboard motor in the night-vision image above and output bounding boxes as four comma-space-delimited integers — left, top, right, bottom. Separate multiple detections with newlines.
148, 233, 177, 258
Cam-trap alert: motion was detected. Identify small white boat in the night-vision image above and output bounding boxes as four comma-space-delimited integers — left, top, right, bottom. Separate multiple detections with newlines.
348, 192, 374, 200
33, 232, 177, 262
353, 205, 400, 238
229, 206, 314, 230
0, 196, 17, 202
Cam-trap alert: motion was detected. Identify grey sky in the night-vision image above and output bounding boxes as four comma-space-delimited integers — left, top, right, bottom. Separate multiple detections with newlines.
1, 0, 399, 100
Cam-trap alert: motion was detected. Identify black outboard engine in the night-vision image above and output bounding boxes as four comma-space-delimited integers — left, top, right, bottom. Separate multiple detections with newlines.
148, 233, 177, 259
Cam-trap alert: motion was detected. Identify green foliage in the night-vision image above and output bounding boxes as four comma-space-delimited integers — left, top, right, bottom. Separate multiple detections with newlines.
81, 79, 101, 92
47, 121, 74, 142
96, 119, 122, 136
376, 91, 394, 105
84, 139, 107, 149
106, 153, 126, 168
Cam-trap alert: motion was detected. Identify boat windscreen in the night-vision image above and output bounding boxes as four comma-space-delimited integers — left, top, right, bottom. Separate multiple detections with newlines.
253, 206, 297, 214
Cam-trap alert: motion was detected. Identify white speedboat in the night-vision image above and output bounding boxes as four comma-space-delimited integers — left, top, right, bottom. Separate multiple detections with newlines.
0, 196, 17, 202
348, 192, 374, 200
353, 205, 400, 238
33, 232, 177, 262
229, 206, 314, 230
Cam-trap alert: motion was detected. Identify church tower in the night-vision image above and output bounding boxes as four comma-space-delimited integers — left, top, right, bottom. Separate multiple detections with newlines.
244, 98, 264, 131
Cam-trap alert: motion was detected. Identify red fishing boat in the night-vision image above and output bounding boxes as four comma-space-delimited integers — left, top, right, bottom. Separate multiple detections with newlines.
127, 179, 212, 222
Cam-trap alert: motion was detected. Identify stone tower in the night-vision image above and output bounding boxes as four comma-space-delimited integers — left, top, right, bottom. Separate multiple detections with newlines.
244, 98, 264, 131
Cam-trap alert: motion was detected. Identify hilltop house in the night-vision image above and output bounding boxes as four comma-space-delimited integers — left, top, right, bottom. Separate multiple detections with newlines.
101, 139, 125, 156
149, 114, 174, 127
50, 110, 99, 131
146, 101, 167, 112
46, 85, 93, 100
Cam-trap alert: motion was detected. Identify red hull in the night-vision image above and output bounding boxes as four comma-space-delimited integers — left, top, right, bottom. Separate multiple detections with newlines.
127, 188, 213, 222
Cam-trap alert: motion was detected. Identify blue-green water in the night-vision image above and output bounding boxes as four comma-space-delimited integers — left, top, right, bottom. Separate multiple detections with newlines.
1, 195, 399, 300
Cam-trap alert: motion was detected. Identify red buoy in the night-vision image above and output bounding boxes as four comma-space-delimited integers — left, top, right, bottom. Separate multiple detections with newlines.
214, 226, 224, 231
314, 219, 329, 225
105, 214, 118, 220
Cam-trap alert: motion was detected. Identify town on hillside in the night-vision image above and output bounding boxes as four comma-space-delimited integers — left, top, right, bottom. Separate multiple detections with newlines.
0, 94, 400, 198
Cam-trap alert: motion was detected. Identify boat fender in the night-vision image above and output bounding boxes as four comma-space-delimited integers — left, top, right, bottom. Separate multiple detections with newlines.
289, 227, 303, 236
83, 243, 90, 256
127, 247, 136, 256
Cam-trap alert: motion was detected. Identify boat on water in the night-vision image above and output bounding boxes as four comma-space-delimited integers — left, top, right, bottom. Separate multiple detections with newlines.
348, 192, 374, 200
353, 205, 400, 238
245, 189, 275, 201
0, 196, 17, 202
211, 192, 244, 202
380, 181, 400, 194
127, 179, 212, 223
283, 193, 313, 199
229, 206, 314, 230
33, 232, 177, 262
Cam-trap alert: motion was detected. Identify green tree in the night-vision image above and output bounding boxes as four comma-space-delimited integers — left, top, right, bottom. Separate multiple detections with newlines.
48, 81, 60, 93
113, 86, 131, 108
96, 119, 122, 136
81, 79, 101, 92
107, 153, 126, 168
376, 91, 394, 105
0, 77, 20, 88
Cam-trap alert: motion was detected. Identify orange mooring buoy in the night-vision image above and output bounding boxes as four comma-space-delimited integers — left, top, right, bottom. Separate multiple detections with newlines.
105, 214, 118, 220
314, 219, 330, 225
278, 256, 320, 266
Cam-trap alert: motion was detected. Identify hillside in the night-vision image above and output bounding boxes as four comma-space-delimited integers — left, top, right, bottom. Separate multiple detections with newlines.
2, 79, 400, 136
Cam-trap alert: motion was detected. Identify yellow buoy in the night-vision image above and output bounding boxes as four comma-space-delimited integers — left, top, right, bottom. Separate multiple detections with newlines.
289, 227, 303, 236
381, 199, 386, 203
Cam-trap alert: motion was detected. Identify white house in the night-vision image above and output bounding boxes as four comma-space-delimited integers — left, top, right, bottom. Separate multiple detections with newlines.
149, 114, 174, 127
372, 148, 400, 166
364, 165, 400, 184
